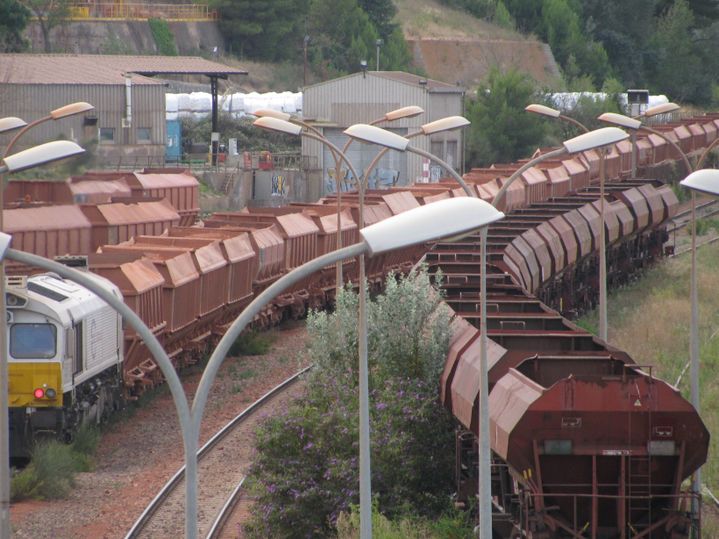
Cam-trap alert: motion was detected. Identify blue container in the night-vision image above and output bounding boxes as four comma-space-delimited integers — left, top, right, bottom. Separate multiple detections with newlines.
166, 120, 181, 162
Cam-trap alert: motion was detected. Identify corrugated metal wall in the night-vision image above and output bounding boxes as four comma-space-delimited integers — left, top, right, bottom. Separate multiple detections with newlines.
302, 72, 465, 194
0, 83, 166, 157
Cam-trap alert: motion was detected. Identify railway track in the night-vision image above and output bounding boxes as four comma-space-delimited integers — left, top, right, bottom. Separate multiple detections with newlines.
668, 198, 719, 232
205, 477, 246, 539
124, 367, 310, 539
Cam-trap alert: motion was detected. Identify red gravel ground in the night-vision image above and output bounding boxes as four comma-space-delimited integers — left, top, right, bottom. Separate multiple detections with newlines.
10, 322, 309, 539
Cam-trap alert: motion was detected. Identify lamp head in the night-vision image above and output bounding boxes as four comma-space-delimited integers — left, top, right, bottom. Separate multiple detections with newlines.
563, 126, 629, 153
420, 116, 470, 135
680, 169, 719, 197
384, 106, 424, 121
253, 116, 303, 136
2, 140, 85, 173
642, 102, 680, 118
598, 112, 641, 130
253, 109, 292, 122
0, 117, 27, 134
50, 102, 94, 120
344, 124, 409, 151
525, 104, 561, 119
359, 197, 505, 256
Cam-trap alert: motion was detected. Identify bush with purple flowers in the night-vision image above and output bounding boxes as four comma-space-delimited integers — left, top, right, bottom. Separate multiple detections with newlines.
244, 267, 457, 538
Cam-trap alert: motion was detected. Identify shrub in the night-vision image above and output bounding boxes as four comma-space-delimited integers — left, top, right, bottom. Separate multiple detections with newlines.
148, 18, 177, 56
229, 329, 274, 356
11, 426, 99, 502
71, 424, 100, 456
244, 267, 456, 538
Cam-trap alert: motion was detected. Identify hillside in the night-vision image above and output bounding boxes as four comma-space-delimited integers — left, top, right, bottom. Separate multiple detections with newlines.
22, 0, 560, 92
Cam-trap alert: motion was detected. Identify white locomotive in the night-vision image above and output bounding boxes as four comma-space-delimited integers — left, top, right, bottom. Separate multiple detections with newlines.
7, 273, 124, 456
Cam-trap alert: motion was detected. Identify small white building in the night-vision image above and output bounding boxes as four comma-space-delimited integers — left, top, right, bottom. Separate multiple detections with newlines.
302, 71, 465, 193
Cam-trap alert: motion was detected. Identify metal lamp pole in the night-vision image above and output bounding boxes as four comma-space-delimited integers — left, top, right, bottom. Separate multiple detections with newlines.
679, 169, 719, 533
0, 138, 91, 538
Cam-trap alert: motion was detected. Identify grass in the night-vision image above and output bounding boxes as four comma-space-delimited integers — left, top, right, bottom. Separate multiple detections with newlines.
229, 329, 275, 357
336, 504, 473, 538
11, 427, 98, 501
579, 241, 719, 528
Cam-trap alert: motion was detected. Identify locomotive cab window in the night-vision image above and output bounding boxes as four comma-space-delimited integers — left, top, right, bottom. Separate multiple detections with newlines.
10, 323, 56, 359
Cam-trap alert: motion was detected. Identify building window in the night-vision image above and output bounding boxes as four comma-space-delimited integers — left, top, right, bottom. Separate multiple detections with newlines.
99, 127, 115, 143
137, 127, 151, 143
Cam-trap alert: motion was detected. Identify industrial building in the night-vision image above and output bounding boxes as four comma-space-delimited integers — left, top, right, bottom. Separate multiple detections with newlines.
0, 54, 245, 164
302, 71, 466, 195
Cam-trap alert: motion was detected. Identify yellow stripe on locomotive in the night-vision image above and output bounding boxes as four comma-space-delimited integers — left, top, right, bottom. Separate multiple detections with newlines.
9, 361, 62, 408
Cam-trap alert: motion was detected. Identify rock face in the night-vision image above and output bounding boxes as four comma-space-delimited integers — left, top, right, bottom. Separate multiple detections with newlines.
407, 37, 561, 88
24, 21, 224, 56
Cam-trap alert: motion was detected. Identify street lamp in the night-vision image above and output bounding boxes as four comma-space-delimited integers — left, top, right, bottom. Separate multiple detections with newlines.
492, 127, 629, 341
525, 103, 590, 133
680, 169, 719, 525
598, 110, 691, 176
191, 196, 505, 539
343, 122, 497, 538
0, 118, 27, 135
0, 139, 87, 538
343, 123, 475, 200
635, 101, 680, 119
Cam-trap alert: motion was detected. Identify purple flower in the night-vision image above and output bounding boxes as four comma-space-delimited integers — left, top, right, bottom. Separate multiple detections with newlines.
304, 442, 314, 451
375, 402, 387, 411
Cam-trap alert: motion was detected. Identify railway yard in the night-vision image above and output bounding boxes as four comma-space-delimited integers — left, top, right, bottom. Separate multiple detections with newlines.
3, 111, 719, 538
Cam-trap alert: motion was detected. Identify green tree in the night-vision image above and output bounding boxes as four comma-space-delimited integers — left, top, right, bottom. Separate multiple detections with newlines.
581, 0, 657, 88
245, 268, 456, 538
24, 0, 69, 52
466, 67, 545, 167
0, 0, 29, 52
358, 0, 397, 40
308, 0, 380, 75
647, 0, 708, 102
213, 0, 308, 61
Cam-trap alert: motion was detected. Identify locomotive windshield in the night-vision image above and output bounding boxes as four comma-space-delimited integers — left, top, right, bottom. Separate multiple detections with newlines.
10, 323, 57, 359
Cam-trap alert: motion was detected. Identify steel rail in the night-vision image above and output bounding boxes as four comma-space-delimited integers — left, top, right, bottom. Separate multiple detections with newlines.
205, 477, 246, 539
124, 366, 311, 539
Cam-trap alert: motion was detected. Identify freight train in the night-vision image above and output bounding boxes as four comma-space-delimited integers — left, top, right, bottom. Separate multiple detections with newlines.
3, 114, 716, 538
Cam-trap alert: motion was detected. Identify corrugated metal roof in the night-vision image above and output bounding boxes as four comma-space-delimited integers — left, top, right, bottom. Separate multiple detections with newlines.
0, 54, 246, 85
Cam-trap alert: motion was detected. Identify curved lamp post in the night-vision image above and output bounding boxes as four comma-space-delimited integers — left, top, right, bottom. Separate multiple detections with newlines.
0, 139, 88, 538
343, 121, 500, 538
525, 103, 590, 134
679, 169, 719, 524
0, 102, 95, 537
493, 127, 629, 346
598, 111, 692, 177
191, 196, 505, 539
525, 107, 617, 341
254, 115, 487, 539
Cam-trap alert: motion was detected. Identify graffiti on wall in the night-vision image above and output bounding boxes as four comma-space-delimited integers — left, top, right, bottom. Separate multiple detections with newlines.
272, 174, 287, 196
